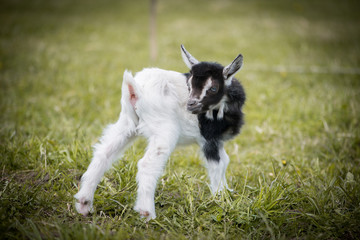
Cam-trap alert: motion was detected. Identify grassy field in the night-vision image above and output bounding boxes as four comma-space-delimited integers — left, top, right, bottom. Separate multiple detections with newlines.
1, 0, 360, 239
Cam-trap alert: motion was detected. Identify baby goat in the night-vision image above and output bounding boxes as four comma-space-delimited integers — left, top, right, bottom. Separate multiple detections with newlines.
74, 45, 246, 220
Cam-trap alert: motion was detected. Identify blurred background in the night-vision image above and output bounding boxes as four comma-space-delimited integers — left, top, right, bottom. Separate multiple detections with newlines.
1, 0, 359, 138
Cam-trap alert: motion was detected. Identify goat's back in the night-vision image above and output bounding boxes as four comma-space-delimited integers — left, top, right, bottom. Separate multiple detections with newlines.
132, 68, 200, 144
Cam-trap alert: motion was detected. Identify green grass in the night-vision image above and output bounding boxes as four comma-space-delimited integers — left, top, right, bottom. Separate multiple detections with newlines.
1, 0, 360, 239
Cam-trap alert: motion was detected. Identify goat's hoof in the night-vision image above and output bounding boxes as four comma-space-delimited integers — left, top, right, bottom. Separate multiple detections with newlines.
138, 210, 155, 221
74, 195, 93, 216
140, 210, 150, 217
134, 206, 156, 221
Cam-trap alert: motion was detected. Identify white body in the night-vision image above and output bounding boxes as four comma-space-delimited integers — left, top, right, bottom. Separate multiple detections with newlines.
74, 68, 231, 220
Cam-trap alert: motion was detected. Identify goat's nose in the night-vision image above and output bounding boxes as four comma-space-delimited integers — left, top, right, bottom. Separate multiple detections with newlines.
187, 99, 197, 107
187, 99, 201, 113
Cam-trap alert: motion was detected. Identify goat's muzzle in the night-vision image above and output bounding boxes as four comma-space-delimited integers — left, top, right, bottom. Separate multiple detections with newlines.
187, 99, 202, 114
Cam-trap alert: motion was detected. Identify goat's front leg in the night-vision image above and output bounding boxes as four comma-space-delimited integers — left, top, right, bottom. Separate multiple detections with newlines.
134, 133, 177, 220
74, 114, 137, 216
204, 146, 232, 194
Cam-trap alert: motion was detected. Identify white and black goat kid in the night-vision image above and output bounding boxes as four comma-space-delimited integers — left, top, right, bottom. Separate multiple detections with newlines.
74, 45, 246, 220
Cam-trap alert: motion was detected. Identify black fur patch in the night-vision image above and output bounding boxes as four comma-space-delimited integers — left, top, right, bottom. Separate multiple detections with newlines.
198, 78, 246, 162
202, 138, 221, 161
192, 62, 224, 78
184, 63, 246, 162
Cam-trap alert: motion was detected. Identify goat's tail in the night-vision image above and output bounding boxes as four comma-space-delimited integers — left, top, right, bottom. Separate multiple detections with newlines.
120, 70, 140, 125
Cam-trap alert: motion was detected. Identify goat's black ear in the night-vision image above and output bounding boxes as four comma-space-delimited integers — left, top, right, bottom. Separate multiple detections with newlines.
181, 45, 199, 69
223, 54, 243, 84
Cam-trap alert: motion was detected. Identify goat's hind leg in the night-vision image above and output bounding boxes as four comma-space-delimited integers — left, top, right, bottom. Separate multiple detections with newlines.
74, 113, 137, 216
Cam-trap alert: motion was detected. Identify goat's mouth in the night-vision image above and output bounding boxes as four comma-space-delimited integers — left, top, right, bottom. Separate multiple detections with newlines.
187, 104, 203, 114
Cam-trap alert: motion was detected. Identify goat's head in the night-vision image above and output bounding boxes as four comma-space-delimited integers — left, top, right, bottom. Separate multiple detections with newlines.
180, 45, 243, 114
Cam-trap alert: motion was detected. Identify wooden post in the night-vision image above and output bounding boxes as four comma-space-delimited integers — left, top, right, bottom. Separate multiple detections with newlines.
150, 0, 157, 62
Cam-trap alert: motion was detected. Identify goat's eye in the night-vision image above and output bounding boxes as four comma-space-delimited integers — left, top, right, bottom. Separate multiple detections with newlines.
210, 86, 218, 93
